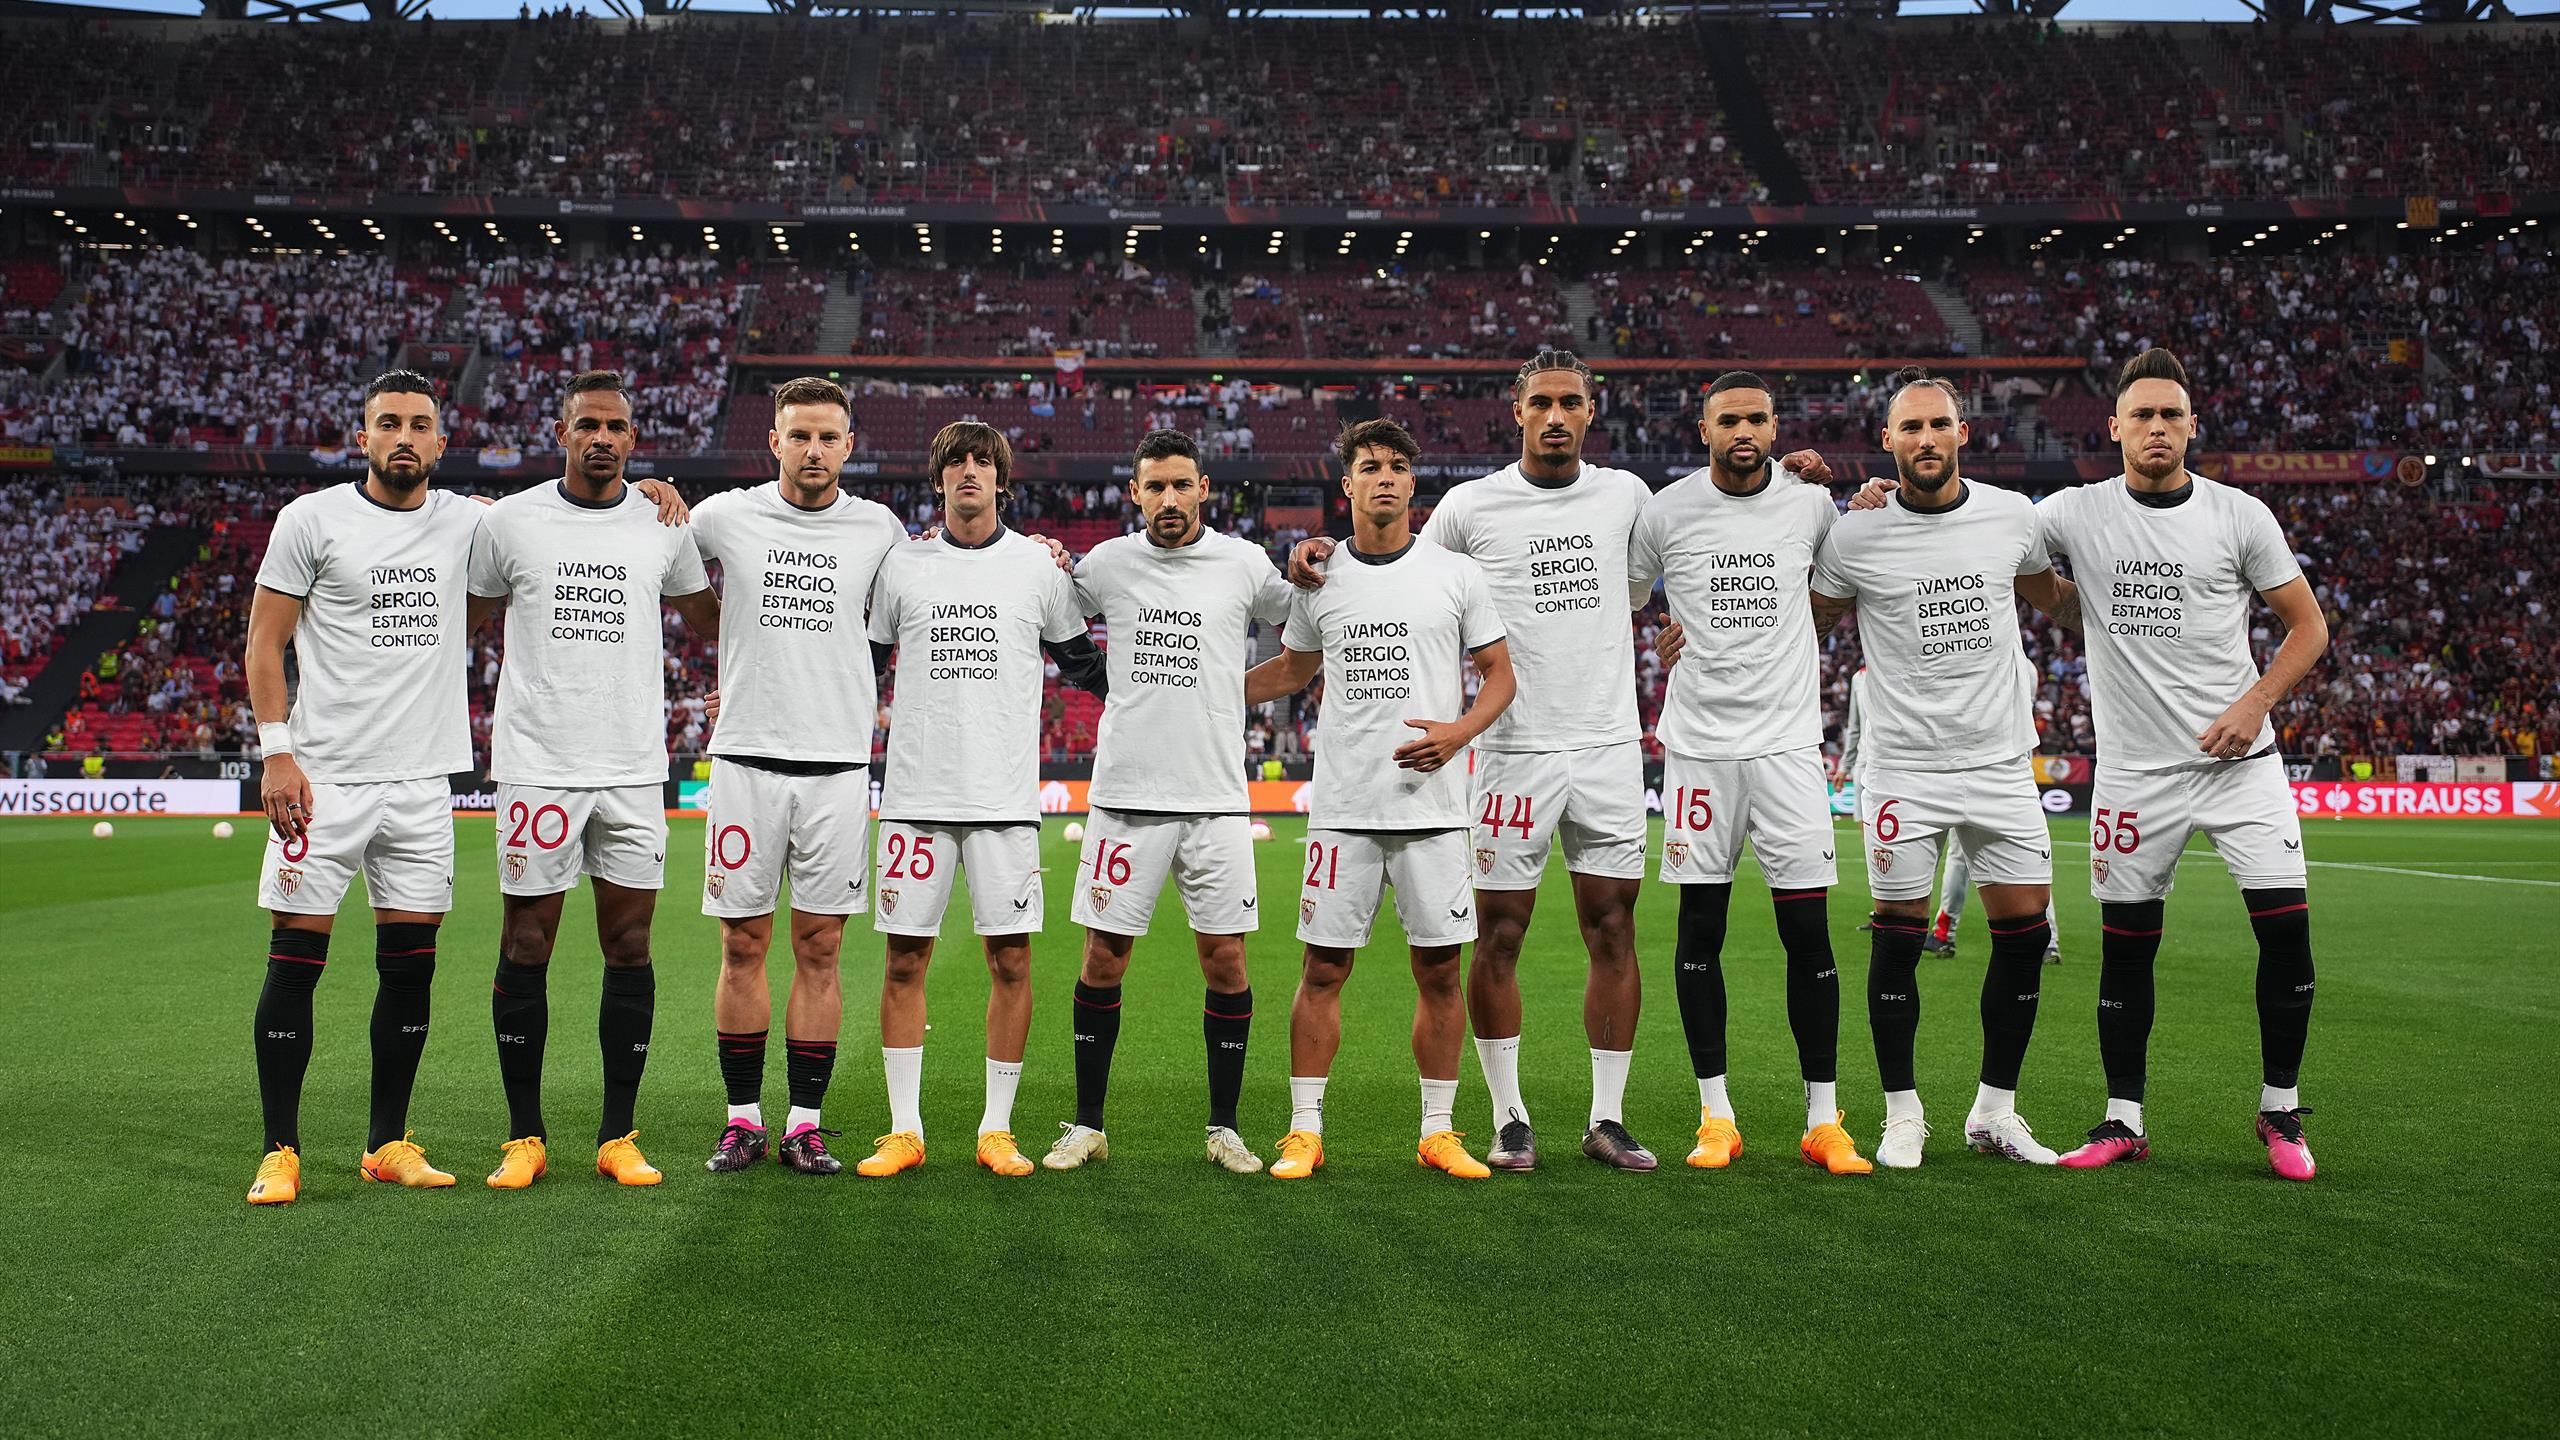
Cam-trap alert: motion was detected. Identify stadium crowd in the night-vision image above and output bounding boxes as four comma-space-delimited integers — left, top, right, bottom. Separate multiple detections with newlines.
1963, 250, 2560, 458
7, 15, 2551, 207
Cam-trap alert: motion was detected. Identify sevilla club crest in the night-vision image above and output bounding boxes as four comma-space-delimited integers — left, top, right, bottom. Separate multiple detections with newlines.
2092, 857, 2110, 883
1664, 839, 1690, 866
705, 872, 727, 899
1088, 885, 1114, 914
1870, 847, 1895, 875
1301, 897, 1318, 926
880, 887, 899, 916
503, 852, 528, 885
274, 866, 302, 898
1475, 847, 1496, 876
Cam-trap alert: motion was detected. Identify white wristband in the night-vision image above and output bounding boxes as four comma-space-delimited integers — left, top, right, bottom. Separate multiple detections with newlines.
258, 722, 293, 756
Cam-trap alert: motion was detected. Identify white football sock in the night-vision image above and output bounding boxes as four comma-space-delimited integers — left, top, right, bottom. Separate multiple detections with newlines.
1475, 1034, 1528, 1129
727, 1102, 763, 1127
1419, 1078, 1457, 1140
1288, 1075, 1328, 1135
1884, 1088, 1924, 1124
2260, 1084, 2300, 1113
979, 1057, 1023, 1136
1804, 1080, 1837, 1132
2106, 1097, 2145, 1134
1968, 1083, 2016, 1126
883, 1045, 924, 1140
785, 1105, 820, 1135
1698, 1073, 1734, 1121
1589, 1047, 1632, 1128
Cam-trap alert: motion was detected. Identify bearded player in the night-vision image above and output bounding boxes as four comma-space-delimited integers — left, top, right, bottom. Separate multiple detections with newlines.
1809, 369, 2078, 1169
468, 371, 721, 1189
2040, 350, 2330, 1180
691, 377, 911, 1177
1042, 429, 1295, 1176
1631, 372, 1871, 1177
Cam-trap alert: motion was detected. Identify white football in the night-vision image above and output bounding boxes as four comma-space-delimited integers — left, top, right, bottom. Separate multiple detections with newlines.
1249, 820, 1273, 841
92, 821, 114, 839
1062, 821, 1085, 843
213, 821, 236, 840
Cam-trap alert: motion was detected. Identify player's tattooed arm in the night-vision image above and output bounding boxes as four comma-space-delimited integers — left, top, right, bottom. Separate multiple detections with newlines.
1286, 536, 1336, 590
1244, 646, 1322, 705
1396, 638, 1516, 772
633, 478, 690, 526
2015, 571, 2083, 634
1810, 590, 1856, 634
2199, 577, 2330, 759
245, 585, 312, 842
666, 586, 720, 636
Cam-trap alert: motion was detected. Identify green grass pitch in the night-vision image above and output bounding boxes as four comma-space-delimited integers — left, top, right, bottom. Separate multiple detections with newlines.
3, 814, 2554, 1436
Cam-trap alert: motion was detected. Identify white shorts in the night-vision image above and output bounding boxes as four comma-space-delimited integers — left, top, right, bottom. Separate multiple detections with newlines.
1471, 741, 1648, 890
1661, 747, 1840, 890
701, 759, 872, 919
2088, 754, 2306, 903
1297, 828, 1477, 950
258, 777, 455, 915
495, 782, 668, 897
1071, 809, 1259, 937
1859, 755, 2052, 903
872, 821, 1043, 937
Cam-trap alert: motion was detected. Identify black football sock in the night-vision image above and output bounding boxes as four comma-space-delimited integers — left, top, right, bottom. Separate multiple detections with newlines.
2246, 888, 2315, 1092
785, 1037, 837, 1114
1867, 915, 1926, 1093
366, 922, 438, 1151
598, 964, 656, 1145
1674, 882, 1734, 1081
1072, 980, 1123, 1131
717, 1028, 768, 1110
1204, 987, 1252, 1131
255, 927, 330, 1152
491, 959, 549, 1141
1772, 888, 1839, 1085
1979, 915, 2052, 1091
2098, 900, 2166, 1104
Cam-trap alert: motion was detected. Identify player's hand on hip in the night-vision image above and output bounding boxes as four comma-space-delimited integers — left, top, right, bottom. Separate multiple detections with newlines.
1393, 718, 1468, 772
1025, 532, 1073, 573
1781, 449, 1834, 486
1654, 618, 1688, 669
1848, 477, 1897, 511
1287, 536, 1335, 590
634, 478, 691, 526
704, 687, 722, 730
2197, 697, 2268, 760
261, 754, 313, 843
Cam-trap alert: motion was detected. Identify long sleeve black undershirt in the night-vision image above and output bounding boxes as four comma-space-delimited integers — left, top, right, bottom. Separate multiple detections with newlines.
870, 636, 1108, 698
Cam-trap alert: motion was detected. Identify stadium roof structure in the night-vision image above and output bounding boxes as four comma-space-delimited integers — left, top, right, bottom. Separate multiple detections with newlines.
13, 0, 2557, 22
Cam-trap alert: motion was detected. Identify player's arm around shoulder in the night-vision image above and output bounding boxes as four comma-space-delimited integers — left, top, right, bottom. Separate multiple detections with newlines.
1807, 521, 1860, 633
1245, 585, 1323, 704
